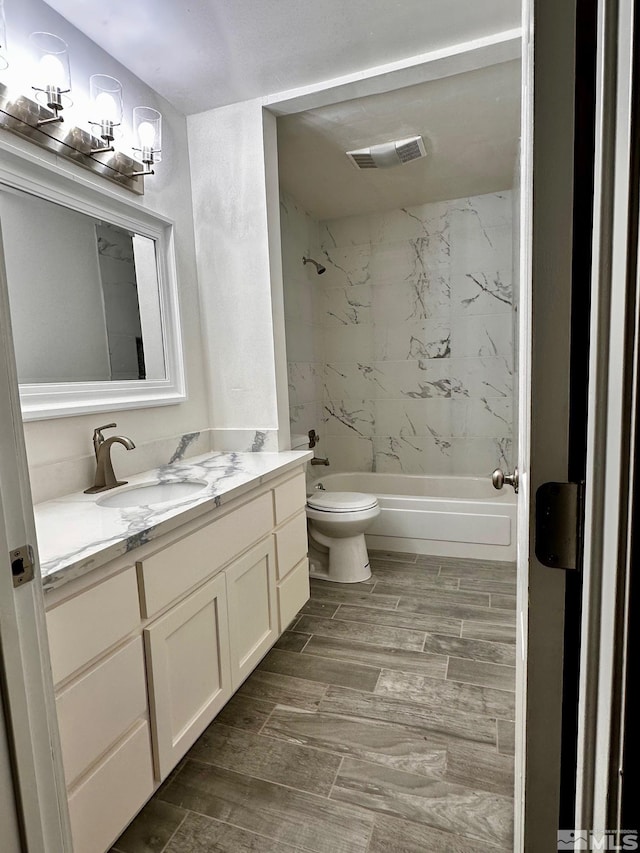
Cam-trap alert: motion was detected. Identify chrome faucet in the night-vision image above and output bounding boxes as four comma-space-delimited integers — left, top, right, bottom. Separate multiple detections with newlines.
84, 424, 136, 494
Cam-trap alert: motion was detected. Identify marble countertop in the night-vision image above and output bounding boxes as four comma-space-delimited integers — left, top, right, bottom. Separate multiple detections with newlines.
35, 450, 312, 593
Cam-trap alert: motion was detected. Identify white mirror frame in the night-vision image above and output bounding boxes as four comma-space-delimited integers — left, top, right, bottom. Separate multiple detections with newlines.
0, 142, 186, 421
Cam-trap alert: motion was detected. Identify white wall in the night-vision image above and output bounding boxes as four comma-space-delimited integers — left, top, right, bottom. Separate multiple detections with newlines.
0, 0, 211, 502
187, 100, 287, 452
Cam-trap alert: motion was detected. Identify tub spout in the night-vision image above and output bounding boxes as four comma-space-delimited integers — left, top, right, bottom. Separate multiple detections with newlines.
310, 456, 330, 466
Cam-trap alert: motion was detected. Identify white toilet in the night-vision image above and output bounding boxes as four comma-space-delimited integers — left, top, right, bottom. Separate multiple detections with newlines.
306, 490, 380, 583
290, 433, 380, 583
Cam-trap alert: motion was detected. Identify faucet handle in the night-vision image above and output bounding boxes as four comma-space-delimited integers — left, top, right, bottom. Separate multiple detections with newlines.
92, 423, 117, 457
308, 429, 319, 449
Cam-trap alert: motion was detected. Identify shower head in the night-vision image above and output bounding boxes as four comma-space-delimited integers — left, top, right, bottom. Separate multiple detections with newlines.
303, 256, 326, 275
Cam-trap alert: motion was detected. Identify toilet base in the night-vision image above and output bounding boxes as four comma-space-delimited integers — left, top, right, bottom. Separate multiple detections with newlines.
308, 534, 372, 583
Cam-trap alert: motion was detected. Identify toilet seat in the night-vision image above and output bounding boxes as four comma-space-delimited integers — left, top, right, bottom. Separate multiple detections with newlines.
307, 491, 378, 513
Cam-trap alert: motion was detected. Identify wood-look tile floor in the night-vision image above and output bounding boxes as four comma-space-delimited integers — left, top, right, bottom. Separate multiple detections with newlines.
112, 552, 517, 853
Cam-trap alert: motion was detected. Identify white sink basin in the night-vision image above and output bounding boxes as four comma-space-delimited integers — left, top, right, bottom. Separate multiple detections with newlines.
97, 480, 208, 508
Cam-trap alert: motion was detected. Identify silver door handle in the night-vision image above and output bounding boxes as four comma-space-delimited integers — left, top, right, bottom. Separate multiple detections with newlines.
492, 467, 519, 494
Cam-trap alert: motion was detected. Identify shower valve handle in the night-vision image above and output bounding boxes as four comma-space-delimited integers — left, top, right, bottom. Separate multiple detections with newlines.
492, 467, 519, 494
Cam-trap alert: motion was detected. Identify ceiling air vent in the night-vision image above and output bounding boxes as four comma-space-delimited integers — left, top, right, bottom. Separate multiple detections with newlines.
346, 135, 427, 170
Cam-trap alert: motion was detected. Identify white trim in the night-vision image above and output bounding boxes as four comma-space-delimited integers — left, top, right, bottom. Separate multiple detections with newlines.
0, 142, 186, 421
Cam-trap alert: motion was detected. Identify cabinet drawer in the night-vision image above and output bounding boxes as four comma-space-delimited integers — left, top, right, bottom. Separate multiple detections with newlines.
56, 637, 147, 788
68, 719, 154, 853
274, 471, 307, 524
46, 568, 140, 685
275, 511, 308, 580
278, 558, 310, 631
138, 492, 274, 617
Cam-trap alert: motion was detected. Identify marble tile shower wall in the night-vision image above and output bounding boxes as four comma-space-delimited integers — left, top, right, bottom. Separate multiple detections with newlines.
282, 191, 515, 477
318, 192, 514, 476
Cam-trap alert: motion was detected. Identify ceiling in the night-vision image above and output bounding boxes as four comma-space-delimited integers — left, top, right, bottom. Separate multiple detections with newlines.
43, 0, 520, 114
277, 59, 521, 220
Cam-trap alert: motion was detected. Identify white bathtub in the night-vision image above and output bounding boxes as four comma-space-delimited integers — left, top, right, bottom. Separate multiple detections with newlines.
309, 472, 517, 561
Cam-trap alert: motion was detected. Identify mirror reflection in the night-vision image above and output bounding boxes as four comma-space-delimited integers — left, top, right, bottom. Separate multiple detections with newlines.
0, 187, 166, 384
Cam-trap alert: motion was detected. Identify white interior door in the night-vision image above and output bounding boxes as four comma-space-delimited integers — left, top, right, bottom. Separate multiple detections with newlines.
0, 225, 71, 849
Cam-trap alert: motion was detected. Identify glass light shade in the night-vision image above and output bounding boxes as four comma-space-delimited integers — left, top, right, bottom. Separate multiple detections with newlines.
0, 0, 8, 71
133, 106, 162, 163
30, 32, 71, 107
89, 74, 123, 139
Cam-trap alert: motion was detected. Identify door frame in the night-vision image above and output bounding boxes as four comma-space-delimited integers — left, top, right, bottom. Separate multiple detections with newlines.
576, 0, 640, 832
0, 223, 71, 849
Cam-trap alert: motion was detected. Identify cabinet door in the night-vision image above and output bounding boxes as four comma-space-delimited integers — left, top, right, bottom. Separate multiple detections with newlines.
144, 573, 231, 780
226, 537, 278, 690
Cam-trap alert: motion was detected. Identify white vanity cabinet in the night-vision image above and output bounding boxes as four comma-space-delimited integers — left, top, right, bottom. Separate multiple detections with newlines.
43, 465, 309, 853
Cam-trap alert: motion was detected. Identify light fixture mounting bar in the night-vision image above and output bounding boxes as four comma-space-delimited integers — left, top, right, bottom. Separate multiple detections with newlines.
0, 81, 145, 195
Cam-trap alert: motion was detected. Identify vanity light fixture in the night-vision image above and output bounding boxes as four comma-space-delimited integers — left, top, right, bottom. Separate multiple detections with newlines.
0, 0, 8, 71
30, 32, 71, 126
132, 106, 161, 176
0, 35, 153, 193
89, 74, 122, 153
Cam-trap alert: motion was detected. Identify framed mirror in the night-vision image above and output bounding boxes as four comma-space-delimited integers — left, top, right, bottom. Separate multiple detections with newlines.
0, 157, 185, 420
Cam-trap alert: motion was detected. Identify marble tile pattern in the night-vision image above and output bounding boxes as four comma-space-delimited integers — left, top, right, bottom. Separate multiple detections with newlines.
35, 449, 312, 592
282, 191, 515, 476
112, 552, 516, 853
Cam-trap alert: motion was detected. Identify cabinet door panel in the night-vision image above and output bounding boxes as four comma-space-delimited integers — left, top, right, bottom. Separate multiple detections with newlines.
144, 573, 231, 780
226, 538, 277, 690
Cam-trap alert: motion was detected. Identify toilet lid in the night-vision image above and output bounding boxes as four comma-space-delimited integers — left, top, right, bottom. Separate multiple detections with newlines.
307, 491, 378, 512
